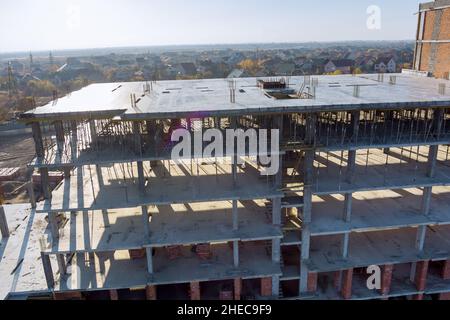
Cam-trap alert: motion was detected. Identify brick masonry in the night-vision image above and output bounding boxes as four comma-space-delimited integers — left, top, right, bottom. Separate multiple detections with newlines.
416, 7, 450, 79
380, 265, 394, 296
441, 260, 450, 280
109, 289, 119, 300
260, 277, 272, 297
145, 285, 157, 300
190, 282, 201, 300
414, 260, 429, 291
341, 269, 353, 300
439, 292, 450, 300
234, 278, 242, 300
307, 272, 318, 293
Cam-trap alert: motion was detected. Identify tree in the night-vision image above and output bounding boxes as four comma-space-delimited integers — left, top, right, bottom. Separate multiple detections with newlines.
331, 70, 343, 75
238, 59, 261, 76
26, 80, 56, 96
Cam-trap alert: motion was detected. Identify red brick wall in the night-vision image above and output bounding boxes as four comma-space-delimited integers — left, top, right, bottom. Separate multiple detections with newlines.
260, 277, 272, 297
434, 43, 450, 78
341, 269, 353, 300
234, 278, 242, 300
190, 282, 201, 300
380, 265, 394, 295
146, 285, 157, 300
414, 261, 429, 291
307, 272, 318, 293
442, 260, 450, 280
417, 8, 450, 78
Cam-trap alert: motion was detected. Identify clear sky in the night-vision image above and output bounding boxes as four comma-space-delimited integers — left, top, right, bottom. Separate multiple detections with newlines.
0, 0, 422, 53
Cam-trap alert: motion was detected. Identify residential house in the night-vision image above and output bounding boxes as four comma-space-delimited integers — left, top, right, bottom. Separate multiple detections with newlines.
374, 57, 396, 73
324, 59, 355, 74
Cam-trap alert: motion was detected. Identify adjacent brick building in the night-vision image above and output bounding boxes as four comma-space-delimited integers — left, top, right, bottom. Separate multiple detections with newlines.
414, 0, 450, 79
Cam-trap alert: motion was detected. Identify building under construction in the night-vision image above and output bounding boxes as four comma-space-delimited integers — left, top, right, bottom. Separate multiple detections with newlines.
0, 70, 449, 300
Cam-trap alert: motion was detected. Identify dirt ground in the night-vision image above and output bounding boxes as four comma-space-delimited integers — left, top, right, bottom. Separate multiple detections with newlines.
0, 132, 36, 204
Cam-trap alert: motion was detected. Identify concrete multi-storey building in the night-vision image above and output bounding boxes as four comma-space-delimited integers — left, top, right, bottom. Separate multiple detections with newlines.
1, 2, 450, 301
414, 0, 450, 79
1, 70, 449, 300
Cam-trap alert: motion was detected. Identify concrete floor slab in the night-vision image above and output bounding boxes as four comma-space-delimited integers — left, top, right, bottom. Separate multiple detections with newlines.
23, 74, 450, 121
37, 161, 282, 213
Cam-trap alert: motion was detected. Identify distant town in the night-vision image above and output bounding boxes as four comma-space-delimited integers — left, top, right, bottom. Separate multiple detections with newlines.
0, 41, 414, 122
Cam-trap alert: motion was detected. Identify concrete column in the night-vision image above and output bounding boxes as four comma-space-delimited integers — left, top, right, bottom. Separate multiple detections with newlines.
421, 187, 433, 216
380, 264, 394, 296
145, 285, 157, 300
31, 122, 44, 158
272, 197, 281, 226
190, 281, 201, 300
346, 150, 356, 184
341, 232, 350, 259
56, 254, 66, 276
40, 167, 51, 199
341, 268, 353, 300
234, 278, 242, 300
133, 121, 142, 156
299, 225, 311, 293
343, 194, 352, 222
137, 161, 145, 194
0, 205, 9, 238
41, 252, 54, 289
89, 120, 98, 145
350, 111, 360, 143
272, 275, 280, 297
300, 114, 316, 294
145, 247, 153, 274
272, 238, 280, 263
54, 120, 65, 155
427, 145, 438, 178
411, 225, 427, 282
141, 206, 150, 238
70, 121, 78, 160
233, 241, 239, 267
28, 181, 36, 209
232, 200, 238, 230
48, 212, 59, 243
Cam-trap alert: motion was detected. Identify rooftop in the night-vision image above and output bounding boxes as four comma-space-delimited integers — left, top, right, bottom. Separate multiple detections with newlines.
21, 73, 450, 121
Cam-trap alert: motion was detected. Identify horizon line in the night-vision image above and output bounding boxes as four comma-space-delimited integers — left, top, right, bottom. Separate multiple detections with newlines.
0, 39, 416, 56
